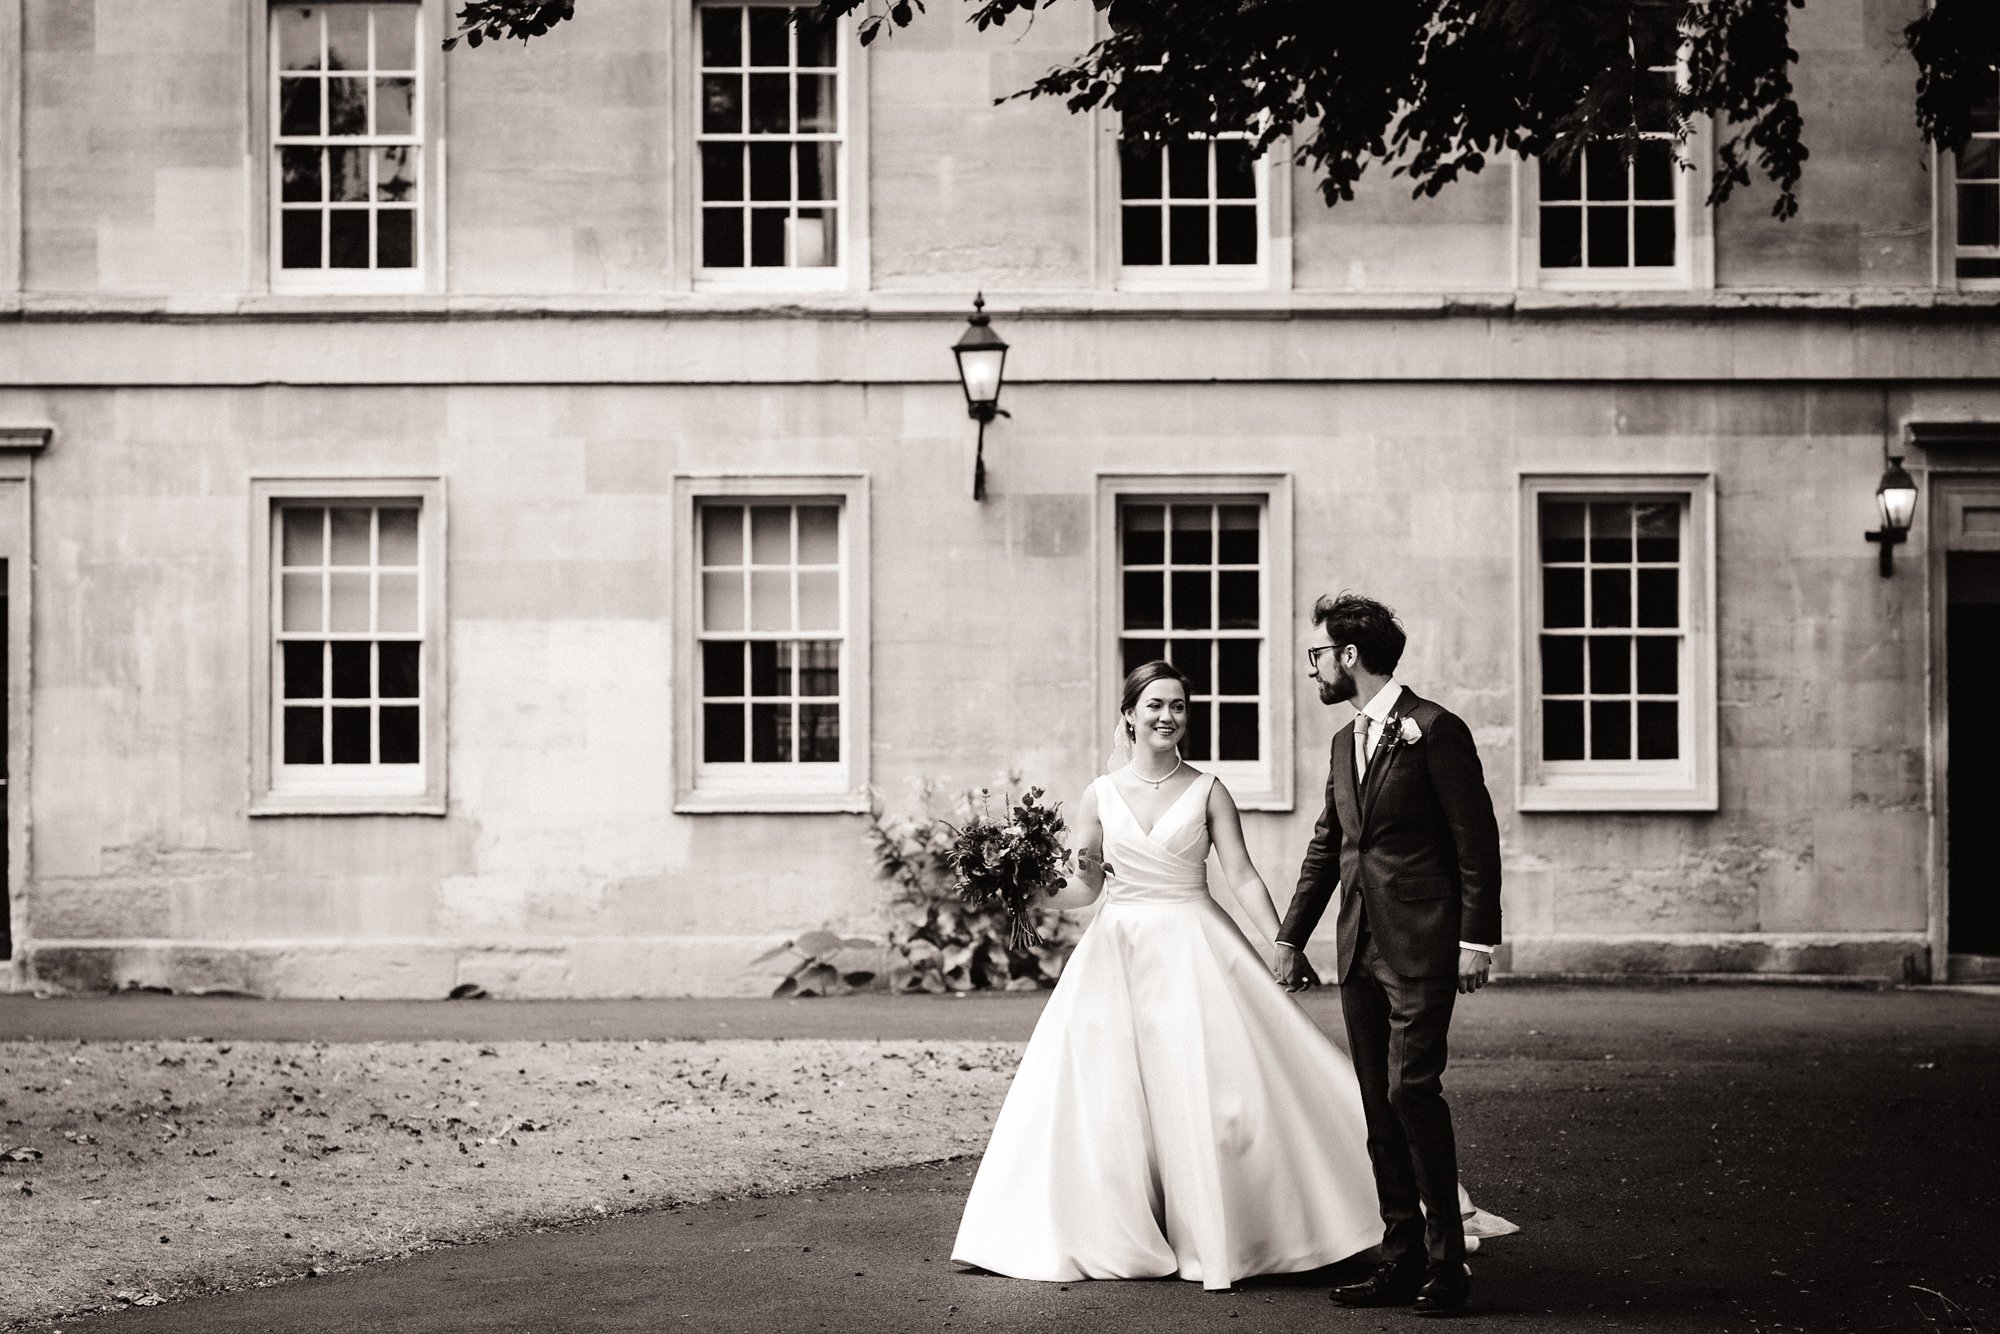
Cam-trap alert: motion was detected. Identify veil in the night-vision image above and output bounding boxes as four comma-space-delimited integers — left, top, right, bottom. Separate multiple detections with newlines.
1105, 720, 1134, 774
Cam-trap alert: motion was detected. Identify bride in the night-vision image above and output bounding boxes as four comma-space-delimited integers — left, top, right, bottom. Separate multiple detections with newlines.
950, 659, 1513, 1291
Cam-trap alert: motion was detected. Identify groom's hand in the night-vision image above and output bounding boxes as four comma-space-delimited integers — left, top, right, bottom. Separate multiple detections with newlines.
1457, 947, 1492, 994
1275, 943, 1319, 992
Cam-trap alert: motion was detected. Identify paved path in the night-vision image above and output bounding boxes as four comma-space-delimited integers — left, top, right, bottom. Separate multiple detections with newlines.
19, 985, 2000, 1333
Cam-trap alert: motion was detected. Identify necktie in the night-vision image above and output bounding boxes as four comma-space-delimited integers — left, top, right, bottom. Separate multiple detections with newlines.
1356, 716, 1371, 780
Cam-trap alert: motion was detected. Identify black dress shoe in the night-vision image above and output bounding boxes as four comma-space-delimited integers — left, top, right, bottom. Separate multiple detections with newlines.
1413, 1266, 1471, 1316
1330, 1262, 1425, 1307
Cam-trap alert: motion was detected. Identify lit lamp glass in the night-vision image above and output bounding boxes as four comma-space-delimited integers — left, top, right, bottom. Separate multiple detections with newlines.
1866, 455, 1918, 577
951, 294, 1010, 500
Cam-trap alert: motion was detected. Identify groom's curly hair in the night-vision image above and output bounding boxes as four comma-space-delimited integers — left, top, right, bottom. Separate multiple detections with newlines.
1313, 592, 1407, 675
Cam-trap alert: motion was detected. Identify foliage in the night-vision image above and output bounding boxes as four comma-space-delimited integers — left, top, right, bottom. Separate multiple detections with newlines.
869, 779, 1080, 992
446, 0, 1993, 221
940, 786, 1072, 951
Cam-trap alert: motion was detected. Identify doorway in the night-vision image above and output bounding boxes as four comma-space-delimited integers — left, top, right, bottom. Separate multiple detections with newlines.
1947, 551, 2000, 975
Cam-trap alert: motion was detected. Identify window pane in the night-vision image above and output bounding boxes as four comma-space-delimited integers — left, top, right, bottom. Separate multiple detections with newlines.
1588, 635, 1631, 694
748, 73, 789, 133
1168, 206, 1209, 264
1543, 699, 1584, 761
1633, 206, 1676, 266
1218, 702, 1259, 761
796, 142, 835, 201
1215, 140, 1256, 198
704, 208, 745, 266
329, 571, 370, 632
281, 147, 322, 203
375, 78, 415, 135
1586, 206, 1629, 267
749, 571, 791, 631
331, 641, 370, 698
1217, 571, 1259, 628
1167, 141, 1209, 198
703, 143, 745, 201
282, 572, 324, 632
1217, 639, 1258, 695
370, 506, 416, 565
1637, 569, 1679, 627
1123, 505, 1165, 564
325, 7, 368, 69
748, 506, 790, 563
798, 641, 839, 697
796, 505, 838, 563
1170, 507, 1211, 564
703, 703, 745, 762
374, 7, 418, 69
328, 209, 369, 267
1215, 206, 1258, 264
749, 142, 790, 200
1960, 139, 1999, 181
1122, 206, 1163, 265
331, 706, 371, 763
279, 76, 322, 136
1636, 636, 1678, 694
703, 640, 746, 697
796, 15, 836, 66
283, 706, 324, 764
797, 570, 839, 631
1543, 568, 1585, 628
1637, 701, 1679, 760
799, 703, 840, 761
282, 507, 324, 565
1590, 568, 1631, 627
1589, 503, 1632, 562
1589, 700, 1631, 760
277, 8, 321, 71
797, 74, 836, 132
702, 570, 745, 631
748, 7, 790, 65
1634, 142, 1675, 200
790, 209, 835, 266
749, 208, 787, 265
1120, 141, 1162, 200
379, 706, 420, 763
1540, 501, 1586, 563
1175, 639, 1211, 695
376, 146, 416, 203
700, 5, 741, 66
1170, 571, 1212, 630
1123, 571, 1164, 629
1959, 184, 2000, 248
379, 641, 420, 699
703, 74, 743, 134
1540, 635, 1584, 695
1584, 142, 1627, 200
1540, 206, 1582, 268
1540, 155, 1581, 201
327, 76, 368, 135
283, 642, 324, 699
1216, 506, 1258, 564
1122, 637, 1165, 677
751, 703, 792, 762
749, 640, 788, 697
376, 210, 414, 268
329, 148, 370, 203
281, 210, 322, 268
1635, 503, 1679, 562
1958, 256, 2000, 278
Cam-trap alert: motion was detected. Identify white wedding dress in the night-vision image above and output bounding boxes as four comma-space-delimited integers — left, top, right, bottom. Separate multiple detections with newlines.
951, 771, 1515, 1290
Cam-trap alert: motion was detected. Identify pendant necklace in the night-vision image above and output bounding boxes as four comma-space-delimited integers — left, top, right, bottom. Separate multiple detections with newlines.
1133, 756, 1184, 790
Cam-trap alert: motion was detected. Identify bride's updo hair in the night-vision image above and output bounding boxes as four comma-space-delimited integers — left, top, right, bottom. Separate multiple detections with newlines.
1119, 659, 1190, 733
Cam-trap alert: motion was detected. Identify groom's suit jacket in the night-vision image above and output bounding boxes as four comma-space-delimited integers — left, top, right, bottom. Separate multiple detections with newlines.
1279, 690, 1502, 981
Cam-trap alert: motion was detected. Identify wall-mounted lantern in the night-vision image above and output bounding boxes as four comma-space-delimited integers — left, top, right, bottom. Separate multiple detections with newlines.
1864, 455, 1919, 577
951, 293, 1009, 501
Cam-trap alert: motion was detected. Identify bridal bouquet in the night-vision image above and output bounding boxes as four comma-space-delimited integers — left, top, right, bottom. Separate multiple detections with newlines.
944, 787, 1072, 951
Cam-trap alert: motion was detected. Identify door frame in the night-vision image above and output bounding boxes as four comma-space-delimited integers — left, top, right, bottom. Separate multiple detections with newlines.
0, 432, 40, 988
1920, 430, 2000, 982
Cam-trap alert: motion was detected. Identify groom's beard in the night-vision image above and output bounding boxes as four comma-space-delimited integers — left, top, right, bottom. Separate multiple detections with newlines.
1317, 664, 1358, 706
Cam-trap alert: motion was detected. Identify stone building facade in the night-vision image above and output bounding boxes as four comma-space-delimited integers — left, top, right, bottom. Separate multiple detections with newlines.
2, 0, 1997, 996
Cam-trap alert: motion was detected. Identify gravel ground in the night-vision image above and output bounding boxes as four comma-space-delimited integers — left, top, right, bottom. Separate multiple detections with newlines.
0, 1038, 1017, 1327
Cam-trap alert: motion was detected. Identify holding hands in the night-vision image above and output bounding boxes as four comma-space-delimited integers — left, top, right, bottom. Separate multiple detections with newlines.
1274, 942, 1320, 992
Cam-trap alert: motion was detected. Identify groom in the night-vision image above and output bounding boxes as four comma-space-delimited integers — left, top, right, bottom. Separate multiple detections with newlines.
1275, 592, 1502, 1316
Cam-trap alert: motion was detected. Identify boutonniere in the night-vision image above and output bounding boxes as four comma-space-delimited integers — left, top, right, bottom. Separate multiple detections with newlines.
1381, 713, 1423, 751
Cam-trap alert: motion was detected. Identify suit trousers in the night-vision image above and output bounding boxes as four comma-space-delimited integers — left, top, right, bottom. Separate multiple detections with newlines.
1339, 917, 1465, 1272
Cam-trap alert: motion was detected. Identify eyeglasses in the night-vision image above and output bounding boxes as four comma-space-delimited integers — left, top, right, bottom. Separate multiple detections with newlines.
1305, 644, 1347, 672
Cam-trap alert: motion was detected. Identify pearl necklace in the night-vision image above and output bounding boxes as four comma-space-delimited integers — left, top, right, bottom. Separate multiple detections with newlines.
1131, 756, 1185, 790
